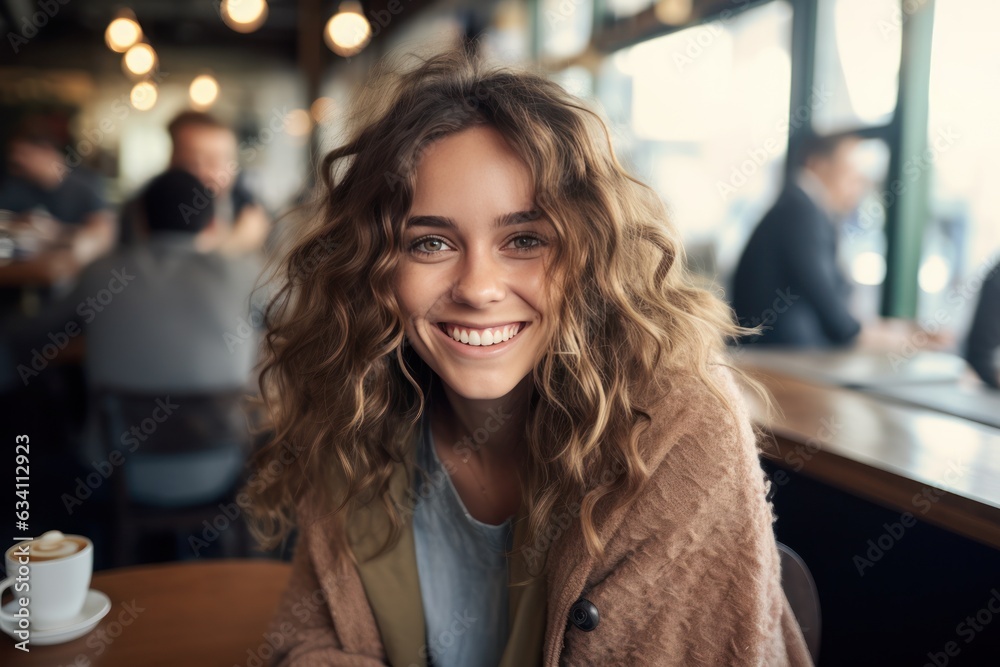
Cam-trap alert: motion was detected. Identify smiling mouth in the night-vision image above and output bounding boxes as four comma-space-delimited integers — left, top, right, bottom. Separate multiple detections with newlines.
437, 321, 527, 346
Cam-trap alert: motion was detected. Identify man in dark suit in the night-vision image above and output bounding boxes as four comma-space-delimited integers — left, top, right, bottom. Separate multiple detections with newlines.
730, 133, 868, 347
965, 259, 1000, 388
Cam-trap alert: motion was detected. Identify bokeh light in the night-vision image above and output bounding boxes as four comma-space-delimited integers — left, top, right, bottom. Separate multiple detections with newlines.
123, 43, 157, 76
284, 109, 312, 137
324, 2, 371, 57
221, 0, 269, 33
654, 0, 693, 25
189, 74, 220, 108
310, 97, 335, 123
130, 81, 158, 111
105, 17, 142, 53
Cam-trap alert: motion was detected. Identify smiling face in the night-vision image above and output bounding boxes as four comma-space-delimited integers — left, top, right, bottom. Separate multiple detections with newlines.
393, 124, 559, 401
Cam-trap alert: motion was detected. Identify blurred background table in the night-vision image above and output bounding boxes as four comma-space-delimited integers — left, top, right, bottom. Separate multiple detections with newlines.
734, 347, 969, 388
738, 352, 1000, 666
861, 381, 1000, 429
0, 215, 85, 289
0, 559, 291, 666
736, 357, 1000, 550
0, 246, 82, 288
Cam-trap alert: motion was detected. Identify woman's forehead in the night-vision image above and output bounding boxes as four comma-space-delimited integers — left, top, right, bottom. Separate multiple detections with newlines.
408, 127, 536, 223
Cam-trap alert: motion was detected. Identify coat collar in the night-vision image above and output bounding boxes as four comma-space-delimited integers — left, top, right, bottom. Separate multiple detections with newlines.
345, 437, 427, 667
338, 387, 680, 667
503, 511, 546, 667
343, 423, 550, 667
334, 373, 681, 667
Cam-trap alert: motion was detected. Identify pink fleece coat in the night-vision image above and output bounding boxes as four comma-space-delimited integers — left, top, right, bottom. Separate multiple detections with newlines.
266, 364, 814, 666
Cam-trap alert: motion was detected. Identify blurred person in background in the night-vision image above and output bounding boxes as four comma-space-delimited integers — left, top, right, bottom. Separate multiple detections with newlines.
119, 111, 272, 256
3, 168, 266, 505
964, 258, 1000, 388
731, 132, 947, 351
0, 127, 117, 539
0, 129, 116, 264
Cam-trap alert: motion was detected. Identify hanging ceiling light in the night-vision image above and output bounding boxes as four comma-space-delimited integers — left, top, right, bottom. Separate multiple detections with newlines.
189, 74, 220, 109
324, 1, 371, 57
123, 42, 157, 76
221, 0, 269, 33
105, 11, 142, 53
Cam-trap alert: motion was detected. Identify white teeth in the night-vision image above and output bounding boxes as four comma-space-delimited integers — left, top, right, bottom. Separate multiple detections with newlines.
444, 323, 522, 346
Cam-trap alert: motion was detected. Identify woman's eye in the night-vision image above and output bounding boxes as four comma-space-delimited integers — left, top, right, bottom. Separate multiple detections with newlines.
409, 237, 450, 256
408, 234, 547, 257
510, 235, 545, 252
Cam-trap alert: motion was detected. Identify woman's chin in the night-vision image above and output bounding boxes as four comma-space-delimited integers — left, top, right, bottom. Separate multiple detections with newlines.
432, 368, 530, 402
442, 378, 518, 402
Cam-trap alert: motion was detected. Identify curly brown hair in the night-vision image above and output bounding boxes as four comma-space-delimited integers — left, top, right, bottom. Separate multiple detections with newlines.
243, 45, 762, 581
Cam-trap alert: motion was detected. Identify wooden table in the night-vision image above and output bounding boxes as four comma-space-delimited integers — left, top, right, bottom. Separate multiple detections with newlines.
0, 247, 82, 288
0, 215, 84, 289
733, 347, 969, 388
864, 381, 1000, 429
0, 244, 83, 323
0, 559, 292, 666
736, 360, 1000, 551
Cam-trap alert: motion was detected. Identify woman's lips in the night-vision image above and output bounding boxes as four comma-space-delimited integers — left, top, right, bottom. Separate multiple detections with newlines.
438, 321, 524, 344
434, 321, 530, 351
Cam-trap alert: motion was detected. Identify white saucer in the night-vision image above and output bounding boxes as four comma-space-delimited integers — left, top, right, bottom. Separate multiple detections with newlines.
1, 589, 111, 646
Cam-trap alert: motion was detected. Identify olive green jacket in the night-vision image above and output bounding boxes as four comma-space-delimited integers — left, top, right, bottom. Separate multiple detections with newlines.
267, 366, 814, 666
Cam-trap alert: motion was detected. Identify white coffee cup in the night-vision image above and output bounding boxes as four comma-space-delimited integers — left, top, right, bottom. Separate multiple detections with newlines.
0, 531, 93, 631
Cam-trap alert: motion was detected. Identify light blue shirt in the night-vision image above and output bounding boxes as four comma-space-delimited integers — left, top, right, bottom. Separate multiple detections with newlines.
412, 407, 513, 667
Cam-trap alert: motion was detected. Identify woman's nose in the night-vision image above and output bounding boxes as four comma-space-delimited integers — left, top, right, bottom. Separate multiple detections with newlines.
451, 251, 505, 307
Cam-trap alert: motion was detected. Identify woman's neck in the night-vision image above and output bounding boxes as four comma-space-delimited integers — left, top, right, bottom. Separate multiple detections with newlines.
429, 375, 532, 472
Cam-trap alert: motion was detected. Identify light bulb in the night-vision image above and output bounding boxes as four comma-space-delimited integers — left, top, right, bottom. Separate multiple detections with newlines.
189, 74, 220, 108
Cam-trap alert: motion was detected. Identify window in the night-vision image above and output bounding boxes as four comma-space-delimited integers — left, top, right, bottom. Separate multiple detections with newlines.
603, 0, 654, 21
812, 0, 901, 134
601, 0, 695, 26
549, 65, 594, 98
921, 0, 1000, 329
538, 0, 593, 60
595, 0, 793, 281
840, 138, 892, 322
483, 0, 532, 63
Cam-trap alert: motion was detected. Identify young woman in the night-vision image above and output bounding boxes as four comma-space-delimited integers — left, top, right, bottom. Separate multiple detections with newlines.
246, 46, 813, 667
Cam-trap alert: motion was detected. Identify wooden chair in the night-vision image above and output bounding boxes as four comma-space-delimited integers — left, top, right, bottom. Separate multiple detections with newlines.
777, 541, 822, 663
92, 387, 255, 567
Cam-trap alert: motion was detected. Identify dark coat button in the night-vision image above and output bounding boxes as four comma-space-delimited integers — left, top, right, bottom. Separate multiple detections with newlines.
569, 598, 599, 631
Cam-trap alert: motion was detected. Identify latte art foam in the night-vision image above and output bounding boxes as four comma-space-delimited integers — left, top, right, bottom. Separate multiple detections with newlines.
30, 540, 82, 559
11, 531, 89, 562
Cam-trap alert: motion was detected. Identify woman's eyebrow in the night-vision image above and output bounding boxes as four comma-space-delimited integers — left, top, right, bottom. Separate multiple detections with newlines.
405, 209, 542, 230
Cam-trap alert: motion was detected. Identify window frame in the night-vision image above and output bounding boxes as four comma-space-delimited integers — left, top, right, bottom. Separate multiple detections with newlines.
531, 0, 937, 317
